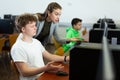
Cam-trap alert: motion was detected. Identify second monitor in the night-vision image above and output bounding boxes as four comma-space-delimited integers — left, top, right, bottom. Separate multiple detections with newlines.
89, 29, 120, 44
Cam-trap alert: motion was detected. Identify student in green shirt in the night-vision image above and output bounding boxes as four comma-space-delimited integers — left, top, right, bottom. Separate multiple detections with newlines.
55, 18, 84, 56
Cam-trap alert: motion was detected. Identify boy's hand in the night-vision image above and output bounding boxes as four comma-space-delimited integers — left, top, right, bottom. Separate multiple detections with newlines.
45, 61, 64, 73
68, 38, 80, 42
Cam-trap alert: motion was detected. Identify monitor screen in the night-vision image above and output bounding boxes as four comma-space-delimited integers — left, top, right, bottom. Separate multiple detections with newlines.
69, 43, 102, 80
0, 19, 14, 34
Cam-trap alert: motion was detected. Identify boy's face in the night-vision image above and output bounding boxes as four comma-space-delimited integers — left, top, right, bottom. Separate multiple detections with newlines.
22, 21, 37, 37
74, 22, 82, 30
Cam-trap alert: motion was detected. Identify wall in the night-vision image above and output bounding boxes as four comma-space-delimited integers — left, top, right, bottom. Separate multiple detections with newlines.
0, 0, 120, 24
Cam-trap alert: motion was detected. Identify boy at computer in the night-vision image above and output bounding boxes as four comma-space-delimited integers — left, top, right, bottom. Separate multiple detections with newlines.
55, 18, 85, 56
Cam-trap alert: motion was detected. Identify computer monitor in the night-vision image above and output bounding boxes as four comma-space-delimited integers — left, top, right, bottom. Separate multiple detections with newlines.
107, 29, 120, 44
89, 28, 120, 44
96, 18, 116, 29
93, 23, 100, 29
90, 20, 107, 43
4, 14, 12, 19
69, 35, 120, 80
93, 21, 105, 29
69, 40, 118, 80
0, 19, 14, 34
69, 43, 102, 80
107, 23, 116, 29
89, 28, 104, 43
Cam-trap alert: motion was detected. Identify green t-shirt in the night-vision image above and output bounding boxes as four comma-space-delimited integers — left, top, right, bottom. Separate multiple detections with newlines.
62, 27, 83, 52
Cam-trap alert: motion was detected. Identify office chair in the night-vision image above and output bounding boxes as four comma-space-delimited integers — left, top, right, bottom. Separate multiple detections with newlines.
51, 36, 62, 49
9, 33, 19, 48
0, 38, 7, 53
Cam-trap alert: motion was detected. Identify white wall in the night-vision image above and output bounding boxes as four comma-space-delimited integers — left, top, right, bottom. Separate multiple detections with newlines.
0, 0, 120, 24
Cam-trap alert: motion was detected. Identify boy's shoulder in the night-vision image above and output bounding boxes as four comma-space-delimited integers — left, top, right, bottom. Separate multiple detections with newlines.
66, 27, 72, 32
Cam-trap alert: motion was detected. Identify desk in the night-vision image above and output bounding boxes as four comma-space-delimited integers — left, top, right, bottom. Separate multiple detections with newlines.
37, 62, 69, 80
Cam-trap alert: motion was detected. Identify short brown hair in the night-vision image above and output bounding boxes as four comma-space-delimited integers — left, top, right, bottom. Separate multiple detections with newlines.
15, 13, 37, 32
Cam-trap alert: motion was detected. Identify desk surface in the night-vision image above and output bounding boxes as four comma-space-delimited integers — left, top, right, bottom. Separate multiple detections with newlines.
37, 62, 69, 80
75, 42, 120, 50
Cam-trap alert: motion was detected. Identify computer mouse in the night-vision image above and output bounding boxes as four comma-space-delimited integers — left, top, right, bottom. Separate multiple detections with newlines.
56, 71, 68, 76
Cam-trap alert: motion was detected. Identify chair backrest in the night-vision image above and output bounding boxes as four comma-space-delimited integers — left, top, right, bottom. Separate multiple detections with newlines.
0, 38, 6, 53
9, 33, 18, 48
10, 60, 19, 76
51, 36, 62, 49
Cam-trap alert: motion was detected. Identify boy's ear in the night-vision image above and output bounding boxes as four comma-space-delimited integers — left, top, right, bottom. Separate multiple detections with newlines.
72, 24, 75, 28
21, 27, 25, 32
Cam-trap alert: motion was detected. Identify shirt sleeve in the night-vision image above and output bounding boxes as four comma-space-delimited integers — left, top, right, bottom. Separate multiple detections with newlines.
65, 30, 76, 47
38, 40, 45, 53
66, 30, 72, 38
11, 46, 27, 63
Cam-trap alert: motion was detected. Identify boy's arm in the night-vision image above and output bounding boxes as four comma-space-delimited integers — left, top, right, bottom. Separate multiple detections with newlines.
66, 31, 84, 42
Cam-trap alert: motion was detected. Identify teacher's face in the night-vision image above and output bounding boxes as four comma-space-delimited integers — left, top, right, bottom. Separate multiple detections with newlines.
48, 9, 61, 23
